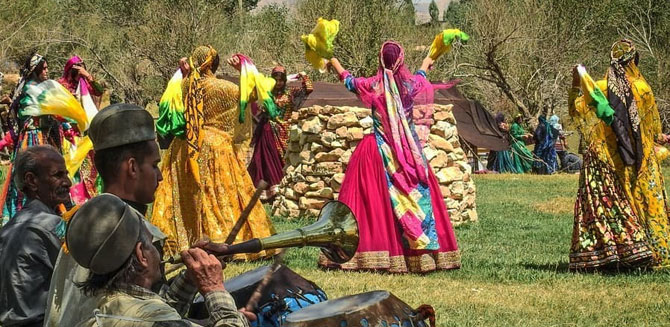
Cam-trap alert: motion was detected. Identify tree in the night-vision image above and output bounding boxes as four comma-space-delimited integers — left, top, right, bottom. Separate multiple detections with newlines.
429, 0, 439, 24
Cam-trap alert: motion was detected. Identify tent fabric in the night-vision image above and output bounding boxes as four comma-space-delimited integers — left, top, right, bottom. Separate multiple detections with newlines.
209, 75, 509, 151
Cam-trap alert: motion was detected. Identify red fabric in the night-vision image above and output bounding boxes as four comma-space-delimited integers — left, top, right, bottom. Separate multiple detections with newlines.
336, 134, 459, 271
247, 117, 284, 187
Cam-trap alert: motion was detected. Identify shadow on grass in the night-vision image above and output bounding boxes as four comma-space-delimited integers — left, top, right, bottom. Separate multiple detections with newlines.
523, 261, 654, 276
522, 262, 570, 273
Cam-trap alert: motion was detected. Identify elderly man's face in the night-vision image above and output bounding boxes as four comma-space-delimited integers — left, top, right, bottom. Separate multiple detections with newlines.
26, 153, 72, 209
140, 228, 162, 287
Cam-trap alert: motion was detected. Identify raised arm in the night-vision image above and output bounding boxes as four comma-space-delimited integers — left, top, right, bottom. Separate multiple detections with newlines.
419, 56, 434, 73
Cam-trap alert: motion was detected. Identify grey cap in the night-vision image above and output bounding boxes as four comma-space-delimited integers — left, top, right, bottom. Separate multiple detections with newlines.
66, 193, 143, 275
89, 103, 156, 151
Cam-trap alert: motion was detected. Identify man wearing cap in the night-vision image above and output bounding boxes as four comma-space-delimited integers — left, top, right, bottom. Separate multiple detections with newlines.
44, 103, 168, 326
0, 146, 72, 327
66, 193, 249, 326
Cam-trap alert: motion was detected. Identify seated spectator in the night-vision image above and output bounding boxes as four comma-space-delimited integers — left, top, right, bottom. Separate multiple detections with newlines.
0, 145, 72, 326
67, 193, 253, 326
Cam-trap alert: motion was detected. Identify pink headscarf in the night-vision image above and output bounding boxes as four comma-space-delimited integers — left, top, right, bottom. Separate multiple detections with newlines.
58, 56, 91, 96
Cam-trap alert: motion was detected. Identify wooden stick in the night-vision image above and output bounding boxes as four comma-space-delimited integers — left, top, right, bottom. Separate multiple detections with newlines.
162, 180, 269, 274
224, 180, 269, 245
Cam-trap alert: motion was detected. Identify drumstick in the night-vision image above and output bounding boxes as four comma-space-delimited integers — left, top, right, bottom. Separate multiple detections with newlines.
162, 180, 269, 270
245, 249, 287, 312
224, 179, 269, 245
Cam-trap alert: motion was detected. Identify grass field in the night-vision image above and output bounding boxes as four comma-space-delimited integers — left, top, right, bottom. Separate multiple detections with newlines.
223, 172, 670, 327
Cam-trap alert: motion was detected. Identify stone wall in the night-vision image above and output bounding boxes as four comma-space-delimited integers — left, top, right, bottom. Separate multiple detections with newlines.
271, 104, 477, 225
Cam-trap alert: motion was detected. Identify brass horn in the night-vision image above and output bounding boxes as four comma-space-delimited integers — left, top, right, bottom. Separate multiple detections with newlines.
164, 200, 359, 265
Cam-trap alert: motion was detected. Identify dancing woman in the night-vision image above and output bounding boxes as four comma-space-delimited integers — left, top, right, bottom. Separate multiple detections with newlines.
319, 41, 460, 273
151, 45, 277, 260
247, 66, 313, 199
600, 40, 670, 268
568, 64, 652, 270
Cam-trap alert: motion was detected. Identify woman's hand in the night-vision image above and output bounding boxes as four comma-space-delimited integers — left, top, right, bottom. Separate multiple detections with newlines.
227, 56, 242, 72
74, 65, 93, 81
179, 57, 191, 76
572, 65, 581, 88
328, 57, 345, 76
420, 56, 435, 72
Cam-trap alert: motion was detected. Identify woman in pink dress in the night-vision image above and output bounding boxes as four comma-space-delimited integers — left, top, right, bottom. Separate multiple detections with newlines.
319, 41, 460, 273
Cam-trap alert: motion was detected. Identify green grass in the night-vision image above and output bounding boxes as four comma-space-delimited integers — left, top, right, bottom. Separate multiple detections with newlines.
223, 172, 670, 327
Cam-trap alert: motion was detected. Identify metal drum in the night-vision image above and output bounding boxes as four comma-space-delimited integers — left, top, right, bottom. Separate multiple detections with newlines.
190, 264, 328, 327
284, 290, 431, 327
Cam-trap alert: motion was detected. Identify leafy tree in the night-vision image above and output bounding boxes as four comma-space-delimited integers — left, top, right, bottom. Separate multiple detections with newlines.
429, 0, 439, 24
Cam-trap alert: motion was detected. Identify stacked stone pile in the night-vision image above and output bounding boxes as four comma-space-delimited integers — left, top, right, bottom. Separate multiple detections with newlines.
271, 104, 477, 225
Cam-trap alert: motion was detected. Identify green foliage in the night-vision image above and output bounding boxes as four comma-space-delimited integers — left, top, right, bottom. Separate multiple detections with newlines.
429, 0, 439, 23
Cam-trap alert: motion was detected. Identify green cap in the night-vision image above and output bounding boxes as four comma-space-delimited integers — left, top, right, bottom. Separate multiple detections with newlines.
66, 193, 143, 275
89, 103, 156, 151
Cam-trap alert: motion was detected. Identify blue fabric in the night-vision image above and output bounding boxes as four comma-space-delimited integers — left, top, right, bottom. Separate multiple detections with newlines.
251, 289, 328, 327
532, 116, 558, 174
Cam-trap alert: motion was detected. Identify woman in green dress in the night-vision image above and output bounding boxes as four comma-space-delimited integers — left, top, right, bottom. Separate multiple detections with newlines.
509, 114, 534, 173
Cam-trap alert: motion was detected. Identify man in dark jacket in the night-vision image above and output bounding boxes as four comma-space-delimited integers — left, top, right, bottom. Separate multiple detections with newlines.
0, 145, 72, 327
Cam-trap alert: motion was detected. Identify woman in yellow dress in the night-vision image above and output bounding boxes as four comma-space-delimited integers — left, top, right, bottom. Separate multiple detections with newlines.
151, 45, 277, 260
599, 39, 670, 268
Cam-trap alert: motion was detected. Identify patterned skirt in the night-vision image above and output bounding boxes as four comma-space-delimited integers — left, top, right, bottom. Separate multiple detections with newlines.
151, 127, 277, 260
318, 134, 461, 273
569, 149, 652, 270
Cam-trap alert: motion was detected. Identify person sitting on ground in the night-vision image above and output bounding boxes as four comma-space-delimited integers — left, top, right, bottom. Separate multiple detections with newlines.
67, 193, 251, 326
0, 145, 72, 327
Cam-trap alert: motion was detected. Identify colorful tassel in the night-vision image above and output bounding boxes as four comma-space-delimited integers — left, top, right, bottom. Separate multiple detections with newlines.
577, 65, 615, 125
428, 28, 470, 61
30, 80, 90, 131
157, 70, 186, 137
301, 18, 340, 72
237, 54, 277, 123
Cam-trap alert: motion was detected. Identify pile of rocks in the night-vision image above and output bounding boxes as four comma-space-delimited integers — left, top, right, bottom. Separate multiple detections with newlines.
271, 104, 477, 225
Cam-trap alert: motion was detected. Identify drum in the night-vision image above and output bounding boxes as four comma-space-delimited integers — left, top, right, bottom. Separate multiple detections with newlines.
284, 290, 433, 327
189, 264, 328, 327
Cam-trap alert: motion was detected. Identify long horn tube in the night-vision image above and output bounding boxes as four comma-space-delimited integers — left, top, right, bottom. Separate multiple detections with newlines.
163, 200, 359, 265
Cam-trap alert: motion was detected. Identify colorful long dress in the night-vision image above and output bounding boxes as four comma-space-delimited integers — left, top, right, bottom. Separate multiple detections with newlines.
532, 116, 559, 174
151, 46, 277, 260
487, 149, 518, 173
601, 64, 670, 269
568, 84, 652, 270
247, 75, 313, 188
509, 122, 534, 173
318, 42, 460, 273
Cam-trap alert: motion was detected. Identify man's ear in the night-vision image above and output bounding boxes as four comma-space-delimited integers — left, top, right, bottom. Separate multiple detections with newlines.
24, 171, 39, 193
135, 242, 150, 269
127, 157, 138, 179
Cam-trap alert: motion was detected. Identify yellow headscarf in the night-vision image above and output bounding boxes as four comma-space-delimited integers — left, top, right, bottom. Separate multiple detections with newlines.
185, 45, 218, 184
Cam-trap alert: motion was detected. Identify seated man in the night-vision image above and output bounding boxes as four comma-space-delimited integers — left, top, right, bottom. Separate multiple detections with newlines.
67, 193, 250, 326
0, 145, 72, 327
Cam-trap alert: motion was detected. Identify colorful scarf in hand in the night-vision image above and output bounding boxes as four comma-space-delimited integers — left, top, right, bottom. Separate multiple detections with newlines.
428, 29, 470, 61
237, 54, 278, 122
301, 17, 340, 72
184, 46, 217, 184
156, 69, 186, 137
576, 64, 615, 124
606, 39, 643, 168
